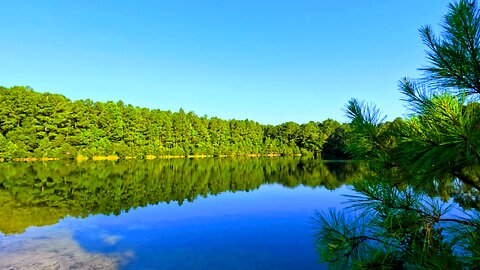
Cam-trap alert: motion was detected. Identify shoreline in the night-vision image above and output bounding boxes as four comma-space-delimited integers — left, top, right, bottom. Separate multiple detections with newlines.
1, 153, 302, 163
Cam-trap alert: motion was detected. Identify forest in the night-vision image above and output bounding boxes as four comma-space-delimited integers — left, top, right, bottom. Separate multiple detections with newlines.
0, 85, 350, 160
2, 0, 480, 268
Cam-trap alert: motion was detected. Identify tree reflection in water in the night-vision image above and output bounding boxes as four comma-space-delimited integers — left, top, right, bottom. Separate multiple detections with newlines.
0, 157, 362, 235
313, 170, 480, 269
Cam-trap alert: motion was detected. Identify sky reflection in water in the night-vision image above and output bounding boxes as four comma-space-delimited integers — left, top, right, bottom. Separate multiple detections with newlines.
0, 158, 358, 269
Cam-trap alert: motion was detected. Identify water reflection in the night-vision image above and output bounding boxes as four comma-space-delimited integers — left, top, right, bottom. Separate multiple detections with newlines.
312, 165, 480, 269
0, 228, 122, 270
0, 157, 367, 269
0, 157, 361, 235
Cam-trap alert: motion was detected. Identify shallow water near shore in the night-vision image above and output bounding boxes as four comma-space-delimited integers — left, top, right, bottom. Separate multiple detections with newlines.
0, 157, 360, 269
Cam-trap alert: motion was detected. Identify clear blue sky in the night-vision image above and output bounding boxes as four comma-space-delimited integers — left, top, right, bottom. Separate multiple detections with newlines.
0, 0, 451, 125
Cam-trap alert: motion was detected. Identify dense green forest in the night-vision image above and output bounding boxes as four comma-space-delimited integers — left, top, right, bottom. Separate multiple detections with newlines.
0, 85, 350, 160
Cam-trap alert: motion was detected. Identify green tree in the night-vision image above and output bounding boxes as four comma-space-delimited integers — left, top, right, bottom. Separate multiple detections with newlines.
0, 85, 339, 159
316, 1, 480, 268
345, 0, 480, 190
321, 124, 352, 160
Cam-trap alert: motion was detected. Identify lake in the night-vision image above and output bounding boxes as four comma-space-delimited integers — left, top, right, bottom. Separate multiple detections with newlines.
0, 157, 362, 270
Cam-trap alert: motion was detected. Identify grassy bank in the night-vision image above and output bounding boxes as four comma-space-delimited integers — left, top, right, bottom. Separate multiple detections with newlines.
0, 153, 298, 162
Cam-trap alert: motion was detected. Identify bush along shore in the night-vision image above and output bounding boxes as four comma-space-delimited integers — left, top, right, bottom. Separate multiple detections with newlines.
1, 153, 298, 162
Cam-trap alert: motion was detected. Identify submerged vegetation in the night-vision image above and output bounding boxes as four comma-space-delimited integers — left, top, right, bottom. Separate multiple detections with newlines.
314, 0, 480, 268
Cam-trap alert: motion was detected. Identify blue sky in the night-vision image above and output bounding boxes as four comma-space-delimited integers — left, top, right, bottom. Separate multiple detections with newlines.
0, 0, 451, 124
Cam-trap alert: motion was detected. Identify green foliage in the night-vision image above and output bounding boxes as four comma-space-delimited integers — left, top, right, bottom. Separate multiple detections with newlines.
344, 99, 400, 164
320, 1, 480, 268
0, 134, 17, 158
321, 124, 352, 160
313, 179, 479, 269
312, 208, 373, 269
421, 0, 480, 95
397, 85, 480, 189
344, 0, 480, 190
0, 86, 345, 159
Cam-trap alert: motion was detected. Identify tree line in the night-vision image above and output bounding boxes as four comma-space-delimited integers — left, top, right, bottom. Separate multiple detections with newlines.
0, 85, 350, 160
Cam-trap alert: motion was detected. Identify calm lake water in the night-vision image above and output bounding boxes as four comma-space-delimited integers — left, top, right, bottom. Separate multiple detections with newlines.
0, 157, 361, 270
